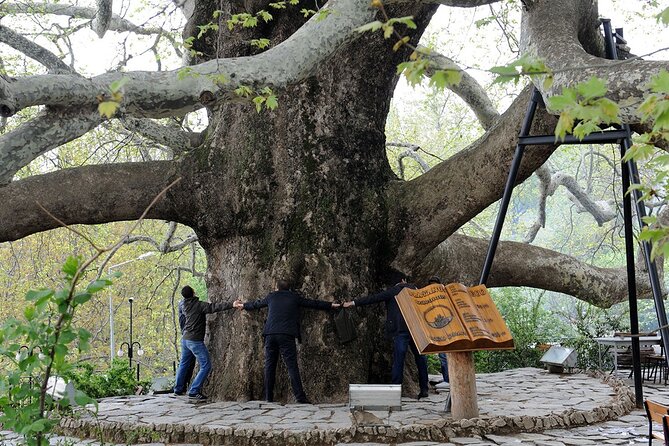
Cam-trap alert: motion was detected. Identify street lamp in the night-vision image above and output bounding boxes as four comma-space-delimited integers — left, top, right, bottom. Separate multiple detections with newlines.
117, 297, 145, 380
108, 251, 156, 363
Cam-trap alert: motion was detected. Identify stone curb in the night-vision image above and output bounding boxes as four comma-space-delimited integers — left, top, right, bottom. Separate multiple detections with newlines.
56, 373, 635, 446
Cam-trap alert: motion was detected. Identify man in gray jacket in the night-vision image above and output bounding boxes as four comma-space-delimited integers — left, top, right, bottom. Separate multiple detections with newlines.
173, 285, 233, 401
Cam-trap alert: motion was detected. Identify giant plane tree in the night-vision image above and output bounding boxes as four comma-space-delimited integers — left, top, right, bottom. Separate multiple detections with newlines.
0, 0, 668, 405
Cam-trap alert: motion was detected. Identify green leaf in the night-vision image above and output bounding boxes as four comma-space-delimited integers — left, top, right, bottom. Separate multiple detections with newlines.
73, 292, 92, 305
649, 70, 669, 94
382, 23, 394, 39
252, 96, 265, 113
554, 111, 574, 141
242, 15, 258, 27
109, 77, 129, 93
87, 279, 112, 293
23, 306, 35, 321
234, 85, 253, 97
266, 95, 279, 110
257, 10, 273, 22
547, 94, 576, 111
98, 101, 120, 118
74, 390, 95, 406
315, 9, 332, 22
389, 16, 416, 29
642, 215, 658, 225
26, 289, 53, 302
576, 77, 607, 101
250, 38, 271, 49
593, 97, 619, 122
429, 70, 462, 89
355, 21, 383, 33
60, 329, 77, 344
657, 7, 669, 25
62, 256, 80, 278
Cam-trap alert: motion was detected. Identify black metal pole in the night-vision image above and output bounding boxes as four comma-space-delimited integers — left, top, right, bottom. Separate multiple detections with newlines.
480, 88, 542, 285
603, 17, 643, 407
619, 138, 643, 407
627, 158, 669, 369
128, 298, 133, 370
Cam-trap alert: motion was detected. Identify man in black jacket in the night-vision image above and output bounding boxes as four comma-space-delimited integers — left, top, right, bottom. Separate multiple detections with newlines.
174, 285, 234, 401
234, 279, 339, 404
343, 269, 429, 399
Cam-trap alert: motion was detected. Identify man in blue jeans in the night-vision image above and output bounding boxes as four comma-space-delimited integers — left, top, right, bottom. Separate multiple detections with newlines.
174, 285, 234, 401
343, 269, 429, 399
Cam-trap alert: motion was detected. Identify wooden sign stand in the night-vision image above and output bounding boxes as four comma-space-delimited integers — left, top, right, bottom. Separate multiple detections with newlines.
396, 283, 514, 419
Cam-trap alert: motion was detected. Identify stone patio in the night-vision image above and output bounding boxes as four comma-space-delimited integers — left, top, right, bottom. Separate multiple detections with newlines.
36, 367, 638, 445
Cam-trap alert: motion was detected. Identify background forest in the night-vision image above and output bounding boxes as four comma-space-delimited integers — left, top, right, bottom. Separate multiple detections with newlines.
0, 0, 668, 390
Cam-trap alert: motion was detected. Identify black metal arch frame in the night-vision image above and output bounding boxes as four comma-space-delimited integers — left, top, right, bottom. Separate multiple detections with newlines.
478, 19, 668, 408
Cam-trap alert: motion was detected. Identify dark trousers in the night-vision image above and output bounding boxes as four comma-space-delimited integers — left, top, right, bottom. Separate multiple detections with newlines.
391, 332, 429, 393
264, 334, 307, 403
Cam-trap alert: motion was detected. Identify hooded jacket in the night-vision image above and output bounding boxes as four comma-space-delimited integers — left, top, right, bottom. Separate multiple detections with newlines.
180, 296, 232, 341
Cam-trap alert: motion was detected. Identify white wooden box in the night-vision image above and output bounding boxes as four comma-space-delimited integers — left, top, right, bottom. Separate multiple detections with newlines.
348, 384, 401, 411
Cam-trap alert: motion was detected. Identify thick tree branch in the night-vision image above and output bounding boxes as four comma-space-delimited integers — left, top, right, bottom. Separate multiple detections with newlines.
120, 117, 204, 152
524, 164, 616, 243
172, 0, 195, 19
0, 24, 73, 74
419, 45, 499, 130
0, 161, 182, 242
0, 2, 169, 37
0, 108, 102, 184
415, 233, 662, 309
520, 0, 669, 123
0, 0, 505, 121
0, 0, 379, 119
92, 0, 113, 38
389, 86, 559, 270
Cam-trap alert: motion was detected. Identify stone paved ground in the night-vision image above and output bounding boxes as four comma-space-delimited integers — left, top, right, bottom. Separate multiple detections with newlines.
0, 367, 664, 445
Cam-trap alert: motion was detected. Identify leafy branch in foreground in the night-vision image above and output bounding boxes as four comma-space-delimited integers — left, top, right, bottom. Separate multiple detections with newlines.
0, 179, 181, 445
0, 255, 115, 446
547, 77, 620, 141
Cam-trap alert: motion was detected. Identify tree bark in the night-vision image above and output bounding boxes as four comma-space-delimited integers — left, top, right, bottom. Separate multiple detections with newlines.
187, 2, 439, 402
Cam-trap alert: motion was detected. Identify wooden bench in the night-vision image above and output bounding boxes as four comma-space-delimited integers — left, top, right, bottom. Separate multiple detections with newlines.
644, 399, 669, 446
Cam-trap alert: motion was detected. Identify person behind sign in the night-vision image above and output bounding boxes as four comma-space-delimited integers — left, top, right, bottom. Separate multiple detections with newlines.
427, 275, 449, 384
233, 279, 340, 404
343, 269, 429, 399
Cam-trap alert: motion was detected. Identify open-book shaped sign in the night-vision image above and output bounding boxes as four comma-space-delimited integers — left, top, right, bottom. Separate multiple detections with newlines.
396, 283, 514, 354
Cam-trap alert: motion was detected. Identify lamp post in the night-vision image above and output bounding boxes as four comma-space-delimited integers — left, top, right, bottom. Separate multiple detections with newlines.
107, 251, 156, 363
117, 298, 144, 380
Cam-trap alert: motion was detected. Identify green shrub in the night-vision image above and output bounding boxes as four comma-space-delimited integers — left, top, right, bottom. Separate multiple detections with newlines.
474, 288, 566, 373
63, 359, 150, 399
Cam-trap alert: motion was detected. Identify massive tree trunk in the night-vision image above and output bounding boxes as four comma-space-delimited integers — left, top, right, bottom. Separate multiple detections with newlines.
181, 2, 438, 402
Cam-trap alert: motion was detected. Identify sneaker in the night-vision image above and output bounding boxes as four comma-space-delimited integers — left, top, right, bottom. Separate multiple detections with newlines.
416, 391, 429, 400
174, 391, 185, 396
296, 399, 312, 404
188, 393, 208, 402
